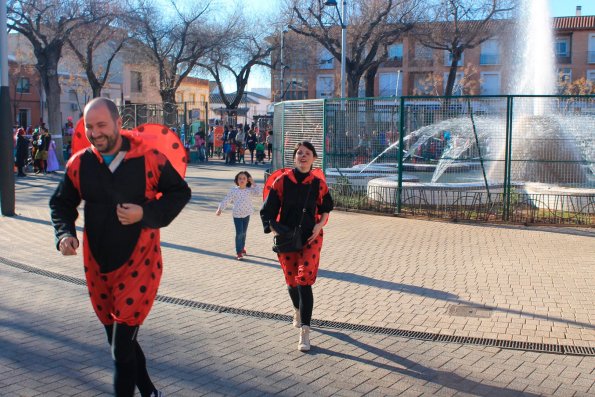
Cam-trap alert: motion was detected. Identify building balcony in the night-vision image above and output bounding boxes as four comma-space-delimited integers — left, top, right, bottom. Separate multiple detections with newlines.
479, 54, 500, 65
409, 58, 434, 68
382, 57, 403, 67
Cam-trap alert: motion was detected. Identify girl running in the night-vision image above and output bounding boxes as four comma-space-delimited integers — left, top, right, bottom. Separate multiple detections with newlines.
216, 171, 262, 260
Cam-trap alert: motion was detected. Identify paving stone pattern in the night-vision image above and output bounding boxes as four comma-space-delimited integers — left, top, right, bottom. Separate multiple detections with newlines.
0, 161, 594, 396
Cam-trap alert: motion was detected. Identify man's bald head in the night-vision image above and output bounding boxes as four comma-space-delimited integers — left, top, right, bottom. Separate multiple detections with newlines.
84, 97, 120, 123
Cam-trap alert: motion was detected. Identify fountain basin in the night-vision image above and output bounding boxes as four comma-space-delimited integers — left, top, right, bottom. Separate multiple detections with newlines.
521, 183, 595, 214
367, 176, 519, 207
367, 176, 513, 206
326, 168, 419, 188
365, 177, 594, 214
352, 162, 481, 173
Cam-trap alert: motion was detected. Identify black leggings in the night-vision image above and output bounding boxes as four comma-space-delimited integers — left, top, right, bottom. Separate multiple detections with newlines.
287, 285, 313, 326
104, 324, 156, 397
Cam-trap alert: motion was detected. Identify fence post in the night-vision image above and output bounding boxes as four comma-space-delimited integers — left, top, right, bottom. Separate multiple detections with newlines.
396, 96, 405, 214
503, 96, 514, 221
280, 102, 285, 169
183, 102, 188, 135
322, 99, 327, 172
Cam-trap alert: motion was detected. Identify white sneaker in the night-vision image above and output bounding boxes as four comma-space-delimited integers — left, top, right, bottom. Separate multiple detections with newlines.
298, 325, 310, 352
292, 307, 301, 329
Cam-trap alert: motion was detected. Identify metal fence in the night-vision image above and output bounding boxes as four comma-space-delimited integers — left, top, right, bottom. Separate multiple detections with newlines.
273, 95, 595, 226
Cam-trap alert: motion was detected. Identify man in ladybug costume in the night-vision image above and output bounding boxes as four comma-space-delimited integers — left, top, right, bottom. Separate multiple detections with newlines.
50, 97, 191, 397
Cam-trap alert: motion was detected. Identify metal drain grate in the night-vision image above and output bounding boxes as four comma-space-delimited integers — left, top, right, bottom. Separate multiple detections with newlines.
2, 256, 594, 357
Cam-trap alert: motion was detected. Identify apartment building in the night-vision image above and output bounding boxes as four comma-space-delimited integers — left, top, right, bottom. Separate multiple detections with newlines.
273, 13, 595, 100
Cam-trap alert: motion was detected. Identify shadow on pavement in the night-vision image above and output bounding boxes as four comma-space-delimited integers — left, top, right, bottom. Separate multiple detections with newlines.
314, 328, 540, 397
8, 219, 595, 331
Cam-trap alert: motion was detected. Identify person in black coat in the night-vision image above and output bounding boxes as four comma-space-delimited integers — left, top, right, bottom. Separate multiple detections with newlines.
15, 128, 29, 177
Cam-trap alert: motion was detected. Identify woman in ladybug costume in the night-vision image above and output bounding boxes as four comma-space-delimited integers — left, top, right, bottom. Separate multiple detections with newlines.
50, 98, 190, 397
260, 141, 333, 352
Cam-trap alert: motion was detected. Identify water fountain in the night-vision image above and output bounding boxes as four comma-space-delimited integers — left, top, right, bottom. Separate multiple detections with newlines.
348, 0, 595, 213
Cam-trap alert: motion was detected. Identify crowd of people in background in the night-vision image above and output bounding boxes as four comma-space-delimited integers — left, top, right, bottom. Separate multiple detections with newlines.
13, 123, 60, 177
14, 119, 274, 177
192, 123, 273, 166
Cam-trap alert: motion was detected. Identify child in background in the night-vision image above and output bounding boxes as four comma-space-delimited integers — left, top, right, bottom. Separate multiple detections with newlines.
223, 140, 231, 164
216, 171, 262, 260
255, 141, 266, 164
237, 146, 246, 164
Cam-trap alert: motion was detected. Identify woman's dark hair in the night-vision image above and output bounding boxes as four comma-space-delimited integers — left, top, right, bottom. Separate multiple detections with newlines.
234, 171, 252, 187
292, 141, 318, 159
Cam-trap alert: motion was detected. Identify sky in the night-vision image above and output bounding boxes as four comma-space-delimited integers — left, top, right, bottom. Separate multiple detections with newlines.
237, 0, 595, 91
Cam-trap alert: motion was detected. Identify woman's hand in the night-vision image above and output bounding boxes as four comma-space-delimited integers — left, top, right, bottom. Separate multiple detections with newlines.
215, 208, 222, 216
308, 223, 323, 243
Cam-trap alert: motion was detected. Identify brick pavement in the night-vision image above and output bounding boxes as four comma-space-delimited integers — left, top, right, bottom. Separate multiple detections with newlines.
0, 161, 594, 396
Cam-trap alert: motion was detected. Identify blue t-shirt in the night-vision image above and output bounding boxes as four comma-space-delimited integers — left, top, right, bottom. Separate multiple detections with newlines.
102, 154, 116, 166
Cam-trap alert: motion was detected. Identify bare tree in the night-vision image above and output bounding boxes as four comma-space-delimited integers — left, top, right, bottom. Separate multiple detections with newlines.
7, 0, 101, 163
286, 0, 418, 97
414, 0, 514, 97
129, 0, 220, 124
198, 14, 277, 117
66, 9, 130, 99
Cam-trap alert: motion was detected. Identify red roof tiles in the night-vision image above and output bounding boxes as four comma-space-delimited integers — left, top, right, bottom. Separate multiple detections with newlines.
553, 16, 595, 30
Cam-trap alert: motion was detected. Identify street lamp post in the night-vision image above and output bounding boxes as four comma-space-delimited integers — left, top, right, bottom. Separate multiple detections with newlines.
324, 0, 347, 99
0, 0, 16, 216
279, 29, 287, 101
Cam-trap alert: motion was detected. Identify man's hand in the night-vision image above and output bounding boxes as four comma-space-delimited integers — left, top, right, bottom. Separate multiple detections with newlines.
215, 208, 222, 216
59, 236, 79, 255
117, 203, 143, 225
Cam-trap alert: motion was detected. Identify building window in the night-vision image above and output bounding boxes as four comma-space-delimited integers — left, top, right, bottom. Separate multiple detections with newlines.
379, 72, 403, 97
555, 37, 570, 57
316, 75, 334, 98
16, 77, 30, 93
176, 92, 184, 103
318, 47, 334, 69
589, 34, 595, 63
189, 93, 195, 104
444, 51, 464, 67
480, 72, 501, 95
200, 95, 206, 104
68, 90, 77, 101
414, 44, 432, 60
587, 70, 595, 82
130, 71, 143, 93
388, 43, 403, 61
480, 39, 500, 65
17, 108, 30, 128
557, 68, 572, 83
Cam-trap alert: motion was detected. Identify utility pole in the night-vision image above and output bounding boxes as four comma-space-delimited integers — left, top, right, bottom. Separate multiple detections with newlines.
0, 0, 16, 216
279, 29, 287, 101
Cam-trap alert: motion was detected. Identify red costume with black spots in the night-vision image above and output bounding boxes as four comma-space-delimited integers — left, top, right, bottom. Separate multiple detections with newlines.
260, 168, 334, 287
50, 134, 190, 325
50, 127, 190, 397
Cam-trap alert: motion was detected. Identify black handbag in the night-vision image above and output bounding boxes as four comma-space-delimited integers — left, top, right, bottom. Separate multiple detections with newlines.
272, 183, 312, 253
272, 228, 303, 253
